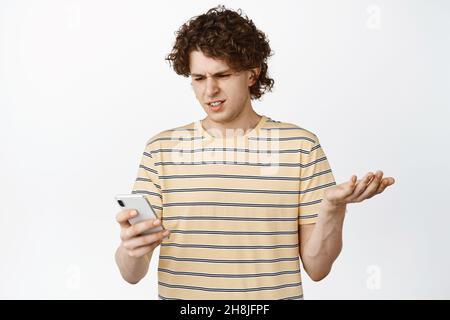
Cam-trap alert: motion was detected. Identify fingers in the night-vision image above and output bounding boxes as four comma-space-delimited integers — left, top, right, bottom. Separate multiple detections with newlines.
338, 175, 358, 199
127, 241, 162, 258
344, 175, 358, 194
375, 177, 396, 195
342, 170, 395, 204
121, 218, 164, 241
353, 170, 384, 202
116, 209, 137, 228
123, 229, 170, 251
346, 172, 374, 202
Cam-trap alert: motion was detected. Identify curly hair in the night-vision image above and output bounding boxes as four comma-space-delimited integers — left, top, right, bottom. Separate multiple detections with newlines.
165, 5, 275, 100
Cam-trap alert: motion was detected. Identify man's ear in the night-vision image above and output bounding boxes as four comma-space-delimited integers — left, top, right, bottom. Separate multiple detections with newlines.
248, 67, 261, 86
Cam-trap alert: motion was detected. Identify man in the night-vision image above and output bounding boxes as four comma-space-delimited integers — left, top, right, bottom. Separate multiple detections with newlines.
115, 5, 395, 300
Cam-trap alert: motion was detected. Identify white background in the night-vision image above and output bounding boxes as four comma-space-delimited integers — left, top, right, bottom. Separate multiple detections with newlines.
1, 0, 449, 299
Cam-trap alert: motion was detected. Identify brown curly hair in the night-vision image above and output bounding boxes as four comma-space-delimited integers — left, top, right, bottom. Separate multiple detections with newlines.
165, 5, 275, 100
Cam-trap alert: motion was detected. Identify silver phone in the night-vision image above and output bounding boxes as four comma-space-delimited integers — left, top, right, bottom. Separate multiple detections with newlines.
115, 194, 164, 235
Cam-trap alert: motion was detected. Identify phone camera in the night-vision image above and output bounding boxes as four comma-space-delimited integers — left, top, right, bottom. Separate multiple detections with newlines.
118, 200, 125, 207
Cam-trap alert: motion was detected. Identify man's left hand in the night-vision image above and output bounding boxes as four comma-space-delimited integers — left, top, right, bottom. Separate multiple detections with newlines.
323, 170, 395, 207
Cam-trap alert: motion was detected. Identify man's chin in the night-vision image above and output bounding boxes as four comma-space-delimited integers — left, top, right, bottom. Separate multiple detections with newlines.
205, 111, 229, 122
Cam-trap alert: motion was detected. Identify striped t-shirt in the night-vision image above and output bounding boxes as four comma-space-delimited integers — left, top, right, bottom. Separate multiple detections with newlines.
131, 115, 336, 300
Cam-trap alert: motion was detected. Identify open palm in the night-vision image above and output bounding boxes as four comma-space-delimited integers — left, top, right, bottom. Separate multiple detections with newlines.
324, 170, 395, 206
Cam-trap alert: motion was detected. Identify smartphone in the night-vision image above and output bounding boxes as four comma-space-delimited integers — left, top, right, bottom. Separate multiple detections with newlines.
115, 194, 164, 235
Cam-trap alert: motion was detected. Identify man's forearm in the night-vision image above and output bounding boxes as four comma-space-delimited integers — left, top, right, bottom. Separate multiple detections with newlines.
115, 245, 152, 284
301, 201, 346, 281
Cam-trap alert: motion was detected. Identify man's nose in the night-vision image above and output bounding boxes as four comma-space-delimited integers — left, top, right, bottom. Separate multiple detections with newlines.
205, 77, 220, 97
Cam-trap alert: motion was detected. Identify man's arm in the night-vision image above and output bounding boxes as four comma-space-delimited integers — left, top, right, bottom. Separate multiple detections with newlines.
115, 210, 169, 284
115, 245, 152, 284
299, 170, 395, 281
299, 203, 346, 281
118, 139, 165, 284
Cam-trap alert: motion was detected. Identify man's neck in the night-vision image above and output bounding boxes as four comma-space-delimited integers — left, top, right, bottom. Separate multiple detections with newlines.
201, 108, 262, 138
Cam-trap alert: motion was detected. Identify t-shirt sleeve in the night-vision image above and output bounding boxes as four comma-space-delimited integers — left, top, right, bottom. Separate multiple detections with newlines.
298, 134, 336, 225
131, 142, 163, 220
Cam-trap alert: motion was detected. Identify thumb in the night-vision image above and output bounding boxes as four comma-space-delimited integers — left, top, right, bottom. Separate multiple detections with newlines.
344, 175, 357, 195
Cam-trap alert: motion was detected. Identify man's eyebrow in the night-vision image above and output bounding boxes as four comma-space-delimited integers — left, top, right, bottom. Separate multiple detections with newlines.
191, 69, 232, 77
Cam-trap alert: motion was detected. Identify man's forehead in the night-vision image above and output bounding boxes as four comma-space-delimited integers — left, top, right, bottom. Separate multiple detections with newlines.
189, 50, 232, 75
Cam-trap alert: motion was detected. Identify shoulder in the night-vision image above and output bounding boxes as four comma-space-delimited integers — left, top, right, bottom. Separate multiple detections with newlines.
262, 116, 319, 147
144, 121, 198, 150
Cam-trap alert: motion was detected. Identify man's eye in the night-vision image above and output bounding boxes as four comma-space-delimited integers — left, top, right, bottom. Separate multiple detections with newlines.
218, 74, 230, 78
194, 78, 204, 81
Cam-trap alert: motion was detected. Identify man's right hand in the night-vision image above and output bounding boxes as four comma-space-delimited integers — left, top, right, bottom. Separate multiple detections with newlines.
115, 209, 170, 258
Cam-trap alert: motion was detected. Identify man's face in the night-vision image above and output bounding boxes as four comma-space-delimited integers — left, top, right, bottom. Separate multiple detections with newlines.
189, 50, 257, 124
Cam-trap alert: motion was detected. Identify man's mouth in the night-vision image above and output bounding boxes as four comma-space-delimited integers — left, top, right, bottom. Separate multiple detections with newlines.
207, 100, 225, 111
